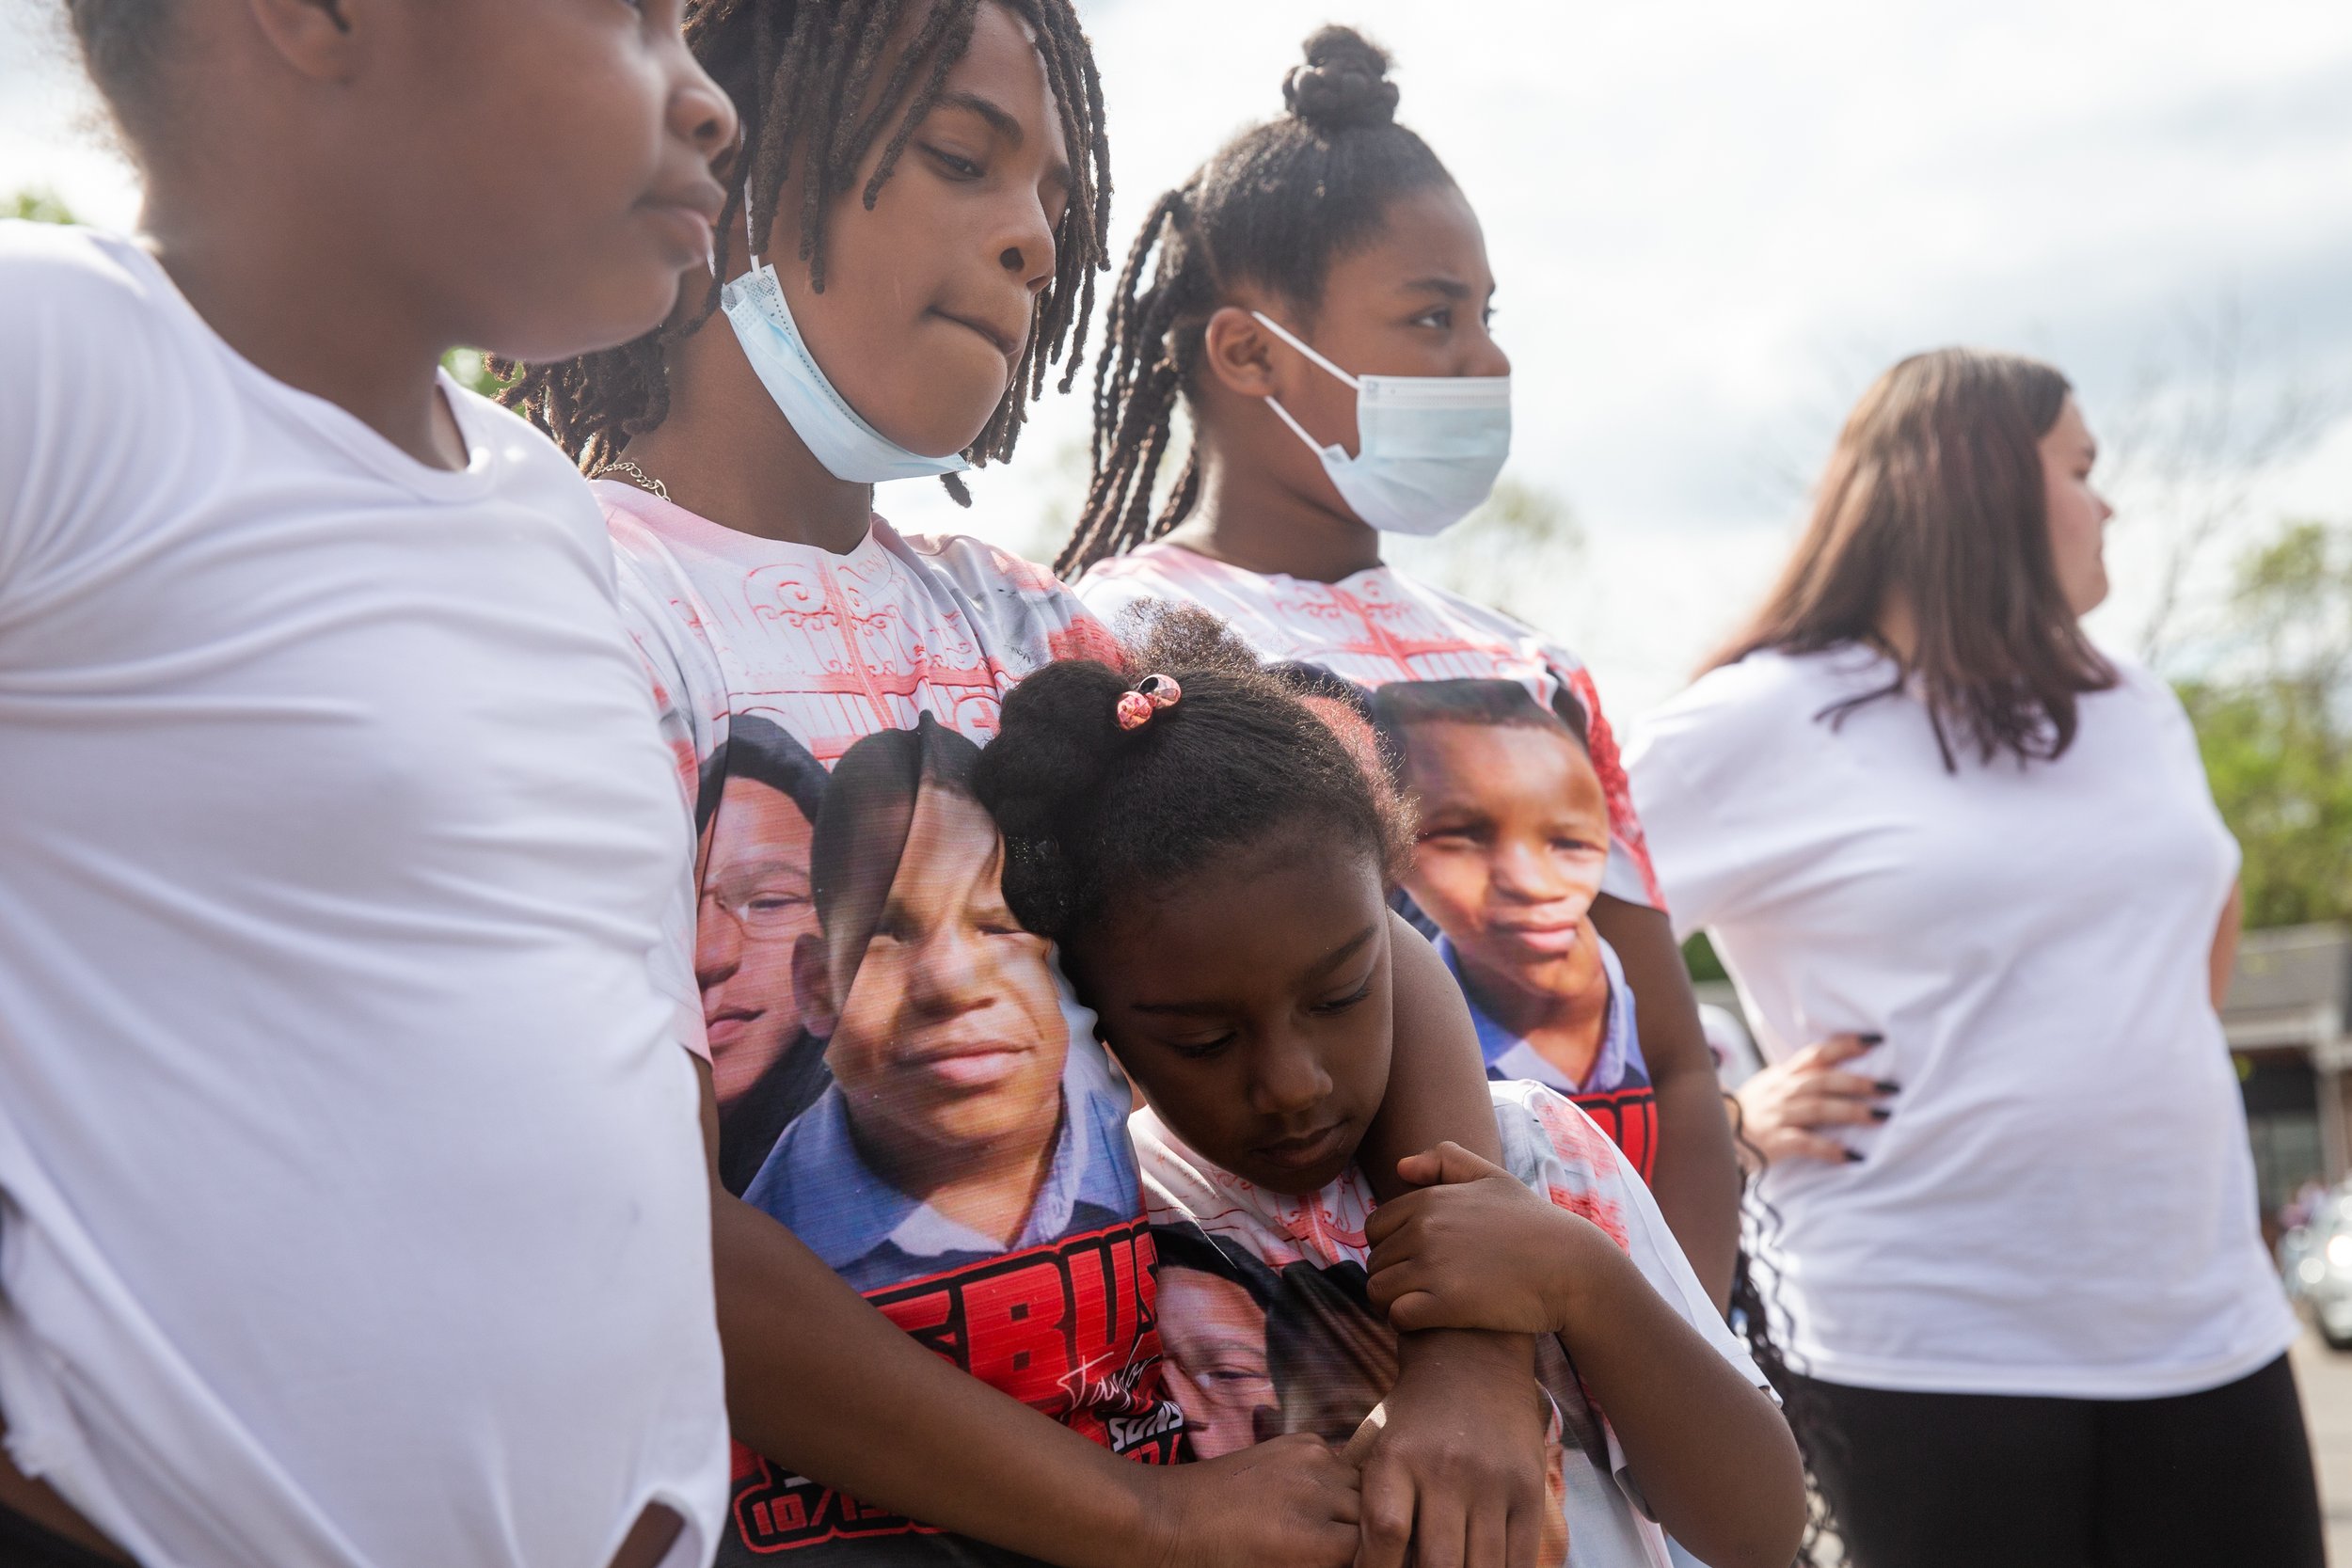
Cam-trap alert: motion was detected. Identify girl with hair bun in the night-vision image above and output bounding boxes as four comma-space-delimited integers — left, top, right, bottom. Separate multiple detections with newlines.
971, 607, 1807, 1568
1062, 26, 1741, 1307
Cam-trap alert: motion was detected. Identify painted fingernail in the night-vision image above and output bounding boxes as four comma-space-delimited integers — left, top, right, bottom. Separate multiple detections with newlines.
1845, 1149, 1867, 1164
1869, 1106, 1892, 1121
1874, 1080, 1902, 1094
1859, 1033, 1885, 1045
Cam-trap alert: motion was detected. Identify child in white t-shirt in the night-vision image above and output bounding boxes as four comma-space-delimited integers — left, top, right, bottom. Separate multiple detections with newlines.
971, 610, 1805, 1568
1058, 24, 1740, 1305
0, 7, 739, 1566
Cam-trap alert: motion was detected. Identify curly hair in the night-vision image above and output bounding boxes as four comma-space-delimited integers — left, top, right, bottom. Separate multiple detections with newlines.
1056, 24, 1452, 575
499, 0, 1111, 499
971, 605, 1412, 943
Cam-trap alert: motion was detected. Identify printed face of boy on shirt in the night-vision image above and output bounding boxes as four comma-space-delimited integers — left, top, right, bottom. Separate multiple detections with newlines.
1390, 694, 1613, 1079
795, 783, 1069, 1247
699, 774, 819, 1102
1156, 1262, 1277, 1459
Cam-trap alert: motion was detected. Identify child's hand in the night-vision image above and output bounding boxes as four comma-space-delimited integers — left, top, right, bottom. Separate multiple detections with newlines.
1343, 1335, 1549, 1568
1364, 1142, 1614, 1336
1143, 1433, 1361, 1568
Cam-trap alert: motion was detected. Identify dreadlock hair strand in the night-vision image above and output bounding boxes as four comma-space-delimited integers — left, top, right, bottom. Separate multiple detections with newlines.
1056, 24, 1451, 578
498, 0, 1111, 490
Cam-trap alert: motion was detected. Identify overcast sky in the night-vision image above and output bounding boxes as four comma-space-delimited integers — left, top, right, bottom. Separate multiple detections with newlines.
6, 0, 2347, 714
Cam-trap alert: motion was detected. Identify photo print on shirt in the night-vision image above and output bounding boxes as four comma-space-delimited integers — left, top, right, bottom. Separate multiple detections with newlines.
602, 493, 1169, 1566
726, 717, 1181, 1560
1366, 675, 1658, 1173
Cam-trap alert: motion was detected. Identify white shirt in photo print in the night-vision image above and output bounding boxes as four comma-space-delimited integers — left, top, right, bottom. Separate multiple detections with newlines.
1627, 644, 2296, 1399
1136, 1081, 1766, 1568
1076, 541, 1663, 910
0, 225, 726, 1568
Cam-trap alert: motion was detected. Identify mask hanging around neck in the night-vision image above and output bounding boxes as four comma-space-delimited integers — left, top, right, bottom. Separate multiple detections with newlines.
719, 208, 971, 485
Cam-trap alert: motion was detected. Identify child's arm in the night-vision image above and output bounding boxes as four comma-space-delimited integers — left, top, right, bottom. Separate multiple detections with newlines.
1590, 895, 1741, 1307
1345, 915, 1549, 1568
697, 1062, 1363, 1568
1363, 1144, 1805, 1568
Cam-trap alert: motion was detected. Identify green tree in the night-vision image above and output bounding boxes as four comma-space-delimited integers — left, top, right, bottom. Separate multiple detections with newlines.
2178, 519, 2352, 928
9, 189, 77, 225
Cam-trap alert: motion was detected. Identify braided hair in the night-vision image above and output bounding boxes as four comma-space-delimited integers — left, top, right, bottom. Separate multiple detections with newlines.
1056, 24, 1451, 576
499, 0, 1112, 497
971, 606, 1412, 946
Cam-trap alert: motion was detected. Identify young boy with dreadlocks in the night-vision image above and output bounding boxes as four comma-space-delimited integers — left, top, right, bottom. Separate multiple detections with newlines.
1062, 25, 1743, 1311
503, 6, 1551, 1568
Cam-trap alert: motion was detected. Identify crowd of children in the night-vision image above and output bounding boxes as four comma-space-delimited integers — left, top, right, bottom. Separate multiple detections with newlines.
0, 2, 2314, 1567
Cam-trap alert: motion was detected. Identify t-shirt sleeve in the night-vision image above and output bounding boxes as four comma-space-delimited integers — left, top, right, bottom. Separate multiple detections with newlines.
0, 229, 185, 626
1545, 657, 1666, 911
1497, 1084, 1766, 1389
611, 533, 732, 1062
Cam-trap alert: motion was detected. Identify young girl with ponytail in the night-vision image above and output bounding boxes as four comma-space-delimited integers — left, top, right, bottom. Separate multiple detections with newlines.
969, 608, 1807, 1568
1063, 26, 1740, 1305
505, 6, 1549, 1565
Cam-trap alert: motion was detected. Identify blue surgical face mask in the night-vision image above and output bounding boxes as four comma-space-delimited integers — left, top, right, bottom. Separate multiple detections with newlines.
1252, 311, 1510, 537
720, 242, 971, 485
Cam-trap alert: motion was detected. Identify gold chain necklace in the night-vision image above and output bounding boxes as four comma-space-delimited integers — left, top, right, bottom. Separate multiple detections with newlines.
593, 459, 669, 501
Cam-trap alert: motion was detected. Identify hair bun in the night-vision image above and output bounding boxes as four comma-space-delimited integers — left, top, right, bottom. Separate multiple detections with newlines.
1282, 25, 1399, 133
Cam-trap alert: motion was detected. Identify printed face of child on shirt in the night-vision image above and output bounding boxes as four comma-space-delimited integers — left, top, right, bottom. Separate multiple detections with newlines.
1155, 1264, 1276, 1460
698, 776, 819, 1104
1395, 715, 1612, 1023
798, 785, 1069, 1243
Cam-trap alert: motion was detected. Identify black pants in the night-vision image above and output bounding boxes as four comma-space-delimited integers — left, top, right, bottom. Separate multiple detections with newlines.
0, 1499, 127, 1568
1785, 1354, 2324, 1568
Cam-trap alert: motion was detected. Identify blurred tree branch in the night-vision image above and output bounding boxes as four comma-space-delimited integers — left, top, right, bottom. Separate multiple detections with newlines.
2179, 518, 2352, 930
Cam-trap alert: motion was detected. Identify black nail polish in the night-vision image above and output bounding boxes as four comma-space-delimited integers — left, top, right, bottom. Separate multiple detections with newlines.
1845, 1149, 1867, 1164
1859, 1033, 1885, 1045
1869, 1106, 1892, 1121
1874, 1080, 1902, 1094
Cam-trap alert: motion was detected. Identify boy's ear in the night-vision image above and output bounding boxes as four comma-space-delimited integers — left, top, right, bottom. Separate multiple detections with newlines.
243, 0, 364, 83
1200, 306, 1281, 401
792, 929, 839, 1040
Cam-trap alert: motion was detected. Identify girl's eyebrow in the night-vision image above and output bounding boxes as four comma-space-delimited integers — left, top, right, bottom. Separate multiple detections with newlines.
1401, 277, 1471, 301
1304, 924, 1380, 977
1125, 925, 1380, 1015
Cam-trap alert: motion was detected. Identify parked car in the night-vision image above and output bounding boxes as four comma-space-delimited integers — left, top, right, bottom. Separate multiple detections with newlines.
2283, 1194, 2352, 1350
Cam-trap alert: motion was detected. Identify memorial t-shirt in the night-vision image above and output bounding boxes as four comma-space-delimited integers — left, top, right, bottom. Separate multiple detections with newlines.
1136, 1081, 1763, 1568
1441, 932, 1656, 1177
1078, 542, 1663, 1166
606, 485, 1182, 1565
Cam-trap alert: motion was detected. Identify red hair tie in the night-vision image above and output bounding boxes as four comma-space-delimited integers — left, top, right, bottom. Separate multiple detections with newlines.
1117, 673, 1183, 731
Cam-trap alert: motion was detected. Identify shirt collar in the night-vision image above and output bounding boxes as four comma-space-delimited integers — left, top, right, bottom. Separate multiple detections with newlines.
1435, 933, 1632, 1096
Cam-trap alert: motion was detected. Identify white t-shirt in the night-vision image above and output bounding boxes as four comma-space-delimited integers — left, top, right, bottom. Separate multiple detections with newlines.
1076, 541, 1662, 910
1135, 1081, 1765, 1568
0, 225, 727, 1567
1627, 643, 2296, 1398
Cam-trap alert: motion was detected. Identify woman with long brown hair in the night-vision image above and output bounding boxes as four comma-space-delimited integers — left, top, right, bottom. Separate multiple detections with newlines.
1627, 348, 2320, 1566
